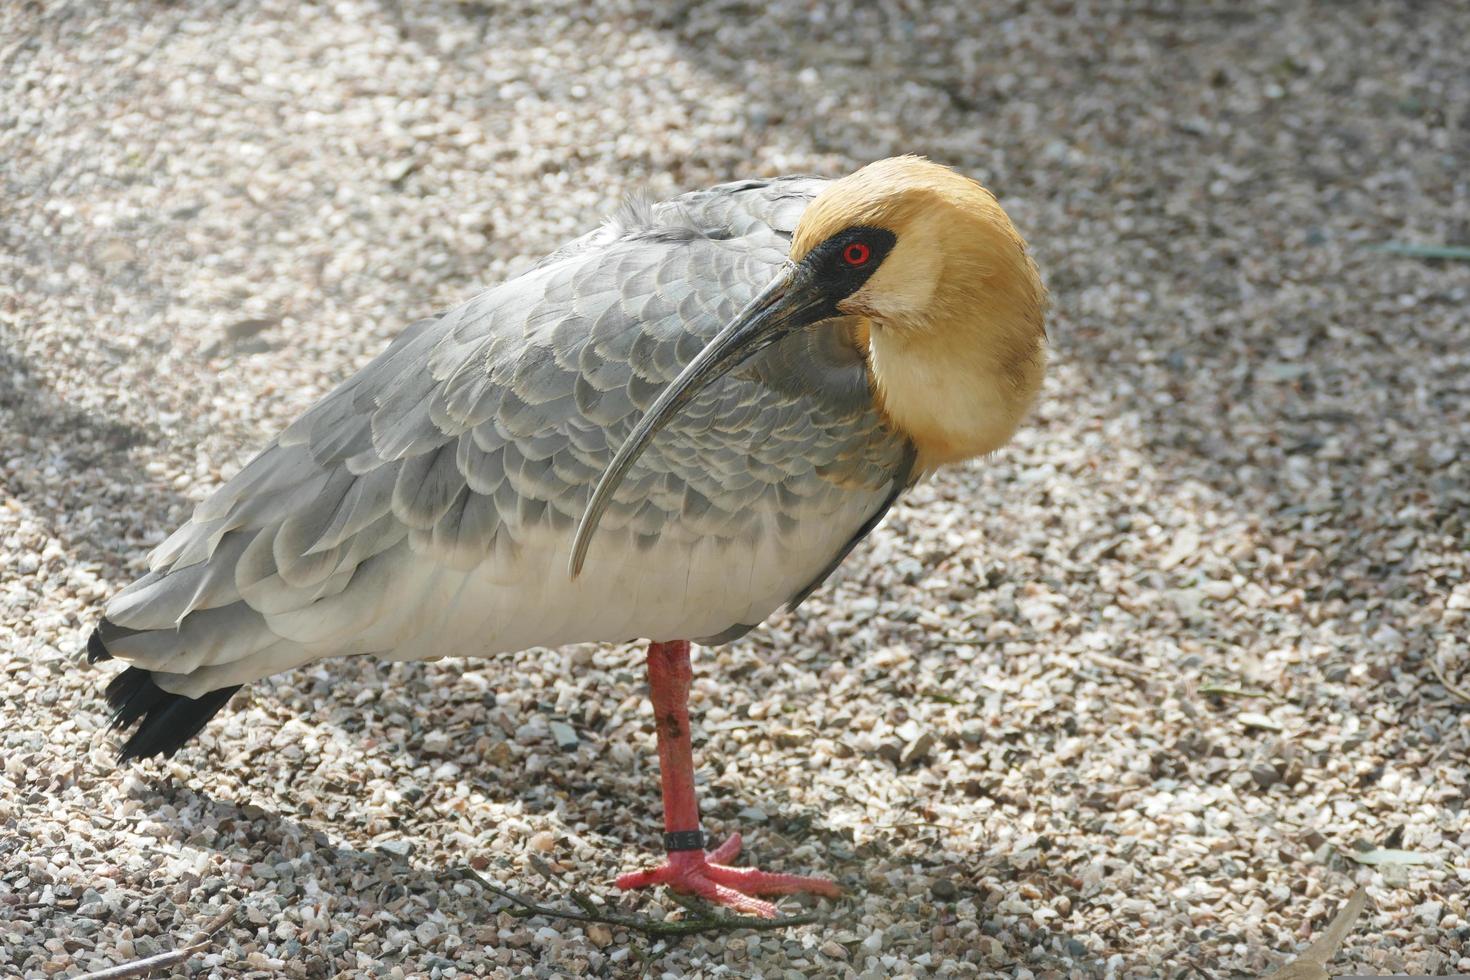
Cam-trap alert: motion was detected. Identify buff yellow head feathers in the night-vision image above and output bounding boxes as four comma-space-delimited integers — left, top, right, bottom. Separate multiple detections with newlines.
793, 156, 1048, 468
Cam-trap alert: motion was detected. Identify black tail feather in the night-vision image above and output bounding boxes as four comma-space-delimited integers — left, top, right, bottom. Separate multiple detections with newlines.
87, 627, 113, 663
90, 624, 241, 763
88, 619, 147, 663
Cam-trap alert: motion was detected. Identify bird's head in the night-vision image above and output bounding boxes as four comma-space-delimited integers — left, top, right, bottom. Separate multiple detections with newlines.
570, 156, 1047, 575
787, 156, 1048, 467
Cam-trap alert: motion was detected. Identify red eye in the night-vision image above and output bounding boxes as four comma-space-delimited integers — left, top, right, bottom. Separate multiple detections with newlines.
842, 242, 871, 266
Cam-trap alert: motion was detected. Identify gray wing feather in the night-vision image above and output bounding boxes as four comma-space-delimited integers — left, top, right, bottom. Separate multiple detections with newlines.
392, 443, 463, 530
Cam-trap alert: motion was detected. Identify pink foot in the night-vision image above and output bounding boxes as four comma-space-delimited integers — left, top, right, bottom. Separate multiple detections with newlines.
615, 833, 841, 918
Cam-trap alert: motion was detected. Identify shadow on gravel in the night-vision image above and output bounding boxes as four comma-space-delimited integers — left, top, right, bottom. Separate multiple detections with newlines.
201, 657, 1107, 970
104, 783, 503, 975
259, 656, 861, 863
0, 342, 194, 573
143, 774, 857, 929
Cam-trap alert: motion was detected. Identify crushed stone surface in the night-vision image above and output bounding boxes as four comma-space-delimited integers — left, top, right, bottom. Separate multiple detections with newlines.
2, 1, 1468, 977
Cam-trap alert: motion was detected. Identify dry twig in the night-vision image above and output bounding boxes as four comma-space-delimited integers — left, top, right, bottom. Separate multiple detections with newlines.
1199, 684, 1268, 699
72, 907, 237, 980
1429, 655, 1470, 705
1262, 887, 1368, 980
71, 942, 211, 980
1085, 651, 1153, 680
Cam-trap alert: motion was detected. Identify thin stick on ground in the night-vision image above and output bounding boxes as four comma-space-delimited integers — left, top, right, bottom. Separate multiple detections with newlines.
71, 942, 211, 980
1198, 683, 1268, 699
1429, 655, 1470, 705
1262, 887, 1369, 980
456, 868, 831, 937
72, 907, 237, 980
1085, 650, 1153, 681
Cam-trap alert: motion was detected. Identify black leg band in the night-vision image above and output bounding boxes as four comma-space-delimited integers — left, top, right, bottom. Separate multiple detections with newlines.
663, 830, 706, 853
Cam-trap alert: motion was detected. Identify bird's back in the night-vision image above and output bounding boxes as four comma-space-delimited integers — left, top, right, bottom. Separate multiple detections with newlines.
93, 177, 913, 718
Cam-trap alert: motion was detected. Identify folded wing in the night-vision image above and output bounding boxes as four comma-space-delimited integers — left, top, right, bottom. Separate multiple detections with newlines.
96, 178, 912, 716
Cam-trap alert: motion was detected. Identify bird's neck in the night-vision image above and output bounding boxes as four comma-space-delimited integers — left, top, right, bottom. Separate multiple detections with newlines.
866, 320, 1045, 471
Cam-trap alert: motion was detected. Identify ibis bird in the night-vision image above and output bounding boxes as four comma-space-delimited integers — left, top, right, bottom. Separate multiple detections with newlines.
89, 156, 1047, 916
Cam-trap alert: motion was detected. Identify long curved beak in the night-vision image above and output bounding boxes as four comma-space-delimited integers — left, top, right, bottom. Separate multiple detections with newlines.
568, 263, 834, 577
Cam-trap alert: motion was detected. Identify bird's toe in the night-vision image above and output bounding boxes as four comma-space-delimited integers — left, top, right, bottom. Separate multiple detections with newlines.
614, 837, 838, 918
703, 862, 843, 899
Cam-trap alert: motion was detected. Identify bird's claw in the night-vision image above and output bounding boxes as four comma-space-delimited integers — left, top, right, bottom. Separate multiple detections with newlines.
614, 832, 842, 918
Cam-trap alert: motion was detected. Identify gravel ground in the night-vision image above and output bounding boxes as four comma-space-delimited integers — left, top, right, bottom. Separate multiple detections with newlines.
3, 1, 1469, 977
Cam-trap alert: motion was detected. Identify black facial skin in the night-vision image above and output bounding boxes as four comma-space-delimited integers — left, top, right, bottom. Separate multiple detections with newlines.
798, 226, 899, 316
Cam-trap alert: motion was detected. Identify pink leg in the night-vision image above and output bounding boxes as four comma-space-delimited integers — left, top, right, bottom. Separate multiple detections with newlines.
614, 640, 842, 918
